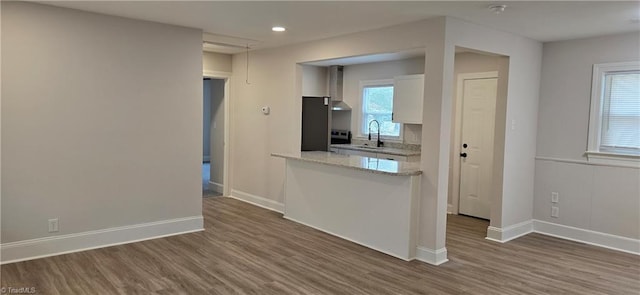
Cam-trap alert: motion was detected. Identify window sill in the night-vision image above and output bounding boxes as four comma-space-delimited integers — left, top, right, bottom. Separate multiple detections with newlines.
585, 151, 640, 168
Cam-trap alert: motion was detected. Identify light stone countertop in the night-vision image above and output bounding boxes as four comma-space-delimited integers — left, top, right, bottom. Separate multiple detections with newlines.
330, 144, 421, 157
272, 151, 422, 176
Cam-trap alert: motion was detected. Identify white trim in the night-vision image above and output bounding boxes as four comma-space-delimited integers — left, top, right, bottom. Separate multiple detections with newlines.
228, 190, 284, 213
447, 204, 454, 214
482, 219, 640, 255
584, 151, 639, 168
533, 220, 640, 255
222, 77, 231, 197
485, 219, 533, 243
203, 71, 231, 197
283, 215, 414, 262
415, 246, 448, 265
451, 71, 499, 216
456, 71, 498, 81
203, 70, 231, 78
208, 181, 224, 194
1, 216, 204, 264
535, 156, 640, 169
587, 61, 640, 166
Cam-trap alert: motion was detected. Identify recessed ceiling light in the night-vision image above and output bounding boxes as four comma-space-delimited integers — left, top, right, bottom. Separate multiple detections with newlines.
488, 4, 507, 14
272, 26, 286, 32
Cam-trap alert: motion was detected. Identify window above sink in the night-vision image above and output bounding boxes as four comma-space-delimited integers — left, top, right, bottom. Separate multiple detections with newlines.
359, 79, 402, 140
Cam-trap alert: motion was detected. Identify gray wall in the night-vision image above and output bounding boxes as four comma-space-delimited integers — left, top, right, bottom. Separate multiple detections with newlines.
447, 52, 509, 213
441, 19, 542, 239
209, 79, 225, 187
203, 51, 232, 73
534, 32, 640, 239
1, 2, 203, 242
301, 65, 328, 97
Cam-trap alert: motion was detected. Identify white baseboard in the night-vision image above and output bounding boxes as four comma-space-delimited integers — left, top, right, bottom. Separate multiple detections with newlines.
447, 204, 453, 214
1, 216, 204, 265
533, 220, 640, 255
229, 190, 284, 213
486, 219, 533, 243
208, 181, 224, 194
415, 246, 448, 265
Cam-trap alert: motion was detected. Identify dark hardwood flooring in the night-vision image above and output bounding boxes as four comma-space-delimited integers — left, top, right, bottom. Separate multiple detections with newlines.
1, 197, 639, 294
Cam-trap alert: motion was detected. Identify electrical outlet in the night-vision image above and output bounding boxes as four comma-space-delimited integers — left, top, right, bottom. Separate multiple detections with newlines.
551, 206, 559, 218
48, 218, 59, 233
551, 192, 559, 203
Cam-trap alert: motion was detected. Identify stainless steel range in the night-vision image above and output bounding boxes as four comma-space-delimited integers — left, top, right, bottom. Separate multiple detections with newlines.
330, 129, 351, 145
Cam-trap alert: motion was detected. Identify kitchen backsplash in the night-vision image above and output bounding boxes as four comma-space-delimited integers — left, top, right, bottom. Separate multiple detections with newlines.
350, 124, 422, 150
403, 124, 422, 145
351, 138, 421, 151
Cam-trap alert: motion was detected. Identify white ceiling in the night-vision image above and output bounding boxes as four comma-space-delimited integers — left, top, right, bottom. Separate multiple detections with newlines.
40, 1, 640, 54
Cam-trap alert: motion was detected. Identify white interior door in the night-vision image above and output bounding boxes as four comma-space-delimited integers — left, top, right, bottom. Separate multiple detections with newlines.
458, 78, 498, 219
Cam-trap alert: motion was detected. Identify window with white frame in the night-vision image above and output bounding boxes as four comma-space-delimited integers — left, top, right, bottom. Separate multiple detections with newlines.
360, 80, 401, 139
587, 61, 640, 165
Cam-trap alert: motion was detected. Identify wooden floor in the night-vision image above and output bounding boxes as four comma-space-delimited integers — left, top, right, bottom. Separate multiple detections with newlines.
2, 197, 639, 294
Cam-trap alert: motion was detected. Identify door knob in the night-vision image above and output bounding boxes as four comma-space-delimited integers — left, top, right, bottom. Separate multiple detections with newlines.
460, 152, 467, 158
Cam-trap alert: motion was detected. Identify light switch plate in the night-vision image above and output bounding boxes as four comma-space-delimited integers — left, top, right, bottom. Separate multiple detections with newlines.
48, 218, 59, 233
551, 192, 559, 203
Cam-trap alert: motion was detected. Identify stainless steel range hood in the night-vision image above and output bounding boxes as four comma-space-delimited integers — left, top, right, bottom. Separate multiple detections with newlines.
331, 101, 351, 111
329, 65, 351, 111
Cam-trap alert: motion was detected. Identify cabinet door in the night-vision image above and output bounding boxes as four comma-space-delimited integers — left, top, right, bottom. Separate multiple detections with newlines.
393, 74, 424, 124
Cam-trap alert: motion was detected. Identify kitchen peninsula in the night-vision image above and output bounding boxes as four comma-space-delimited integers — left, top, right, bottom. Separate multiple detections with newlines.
272, 151, 421, 260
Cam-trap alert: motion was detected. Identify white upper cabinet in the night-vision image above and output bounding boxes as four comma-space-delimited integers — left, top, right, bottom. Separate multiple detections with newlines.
392, 74, 424, 124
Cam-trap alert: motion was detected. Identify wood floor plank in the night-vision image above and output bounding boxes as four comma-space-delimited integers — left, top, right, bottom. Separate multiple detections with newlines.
2, 197, 639, 294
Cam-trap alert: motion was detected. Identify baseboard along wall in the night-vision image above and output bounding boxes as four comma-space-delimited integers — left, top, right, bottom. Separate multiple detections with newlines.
484, 219, 639, 255
1, 216, 204, 264
228, 190, 284, 213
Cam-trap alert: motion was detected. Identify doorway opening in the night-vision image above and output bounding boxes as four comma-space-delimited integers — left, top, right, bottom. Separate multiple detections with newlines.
203, 77, 227, 198
447, 48, 509, 239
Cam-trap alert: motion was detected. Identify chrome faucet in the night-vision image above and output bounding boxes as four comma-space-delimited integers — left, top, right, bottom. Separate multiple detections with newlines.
368, 119, 384, 148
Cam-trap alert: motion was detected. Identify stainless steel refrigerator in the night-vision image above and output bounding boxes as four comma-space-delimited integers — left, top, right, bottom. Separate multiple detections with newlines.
301, 96, 331, 151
